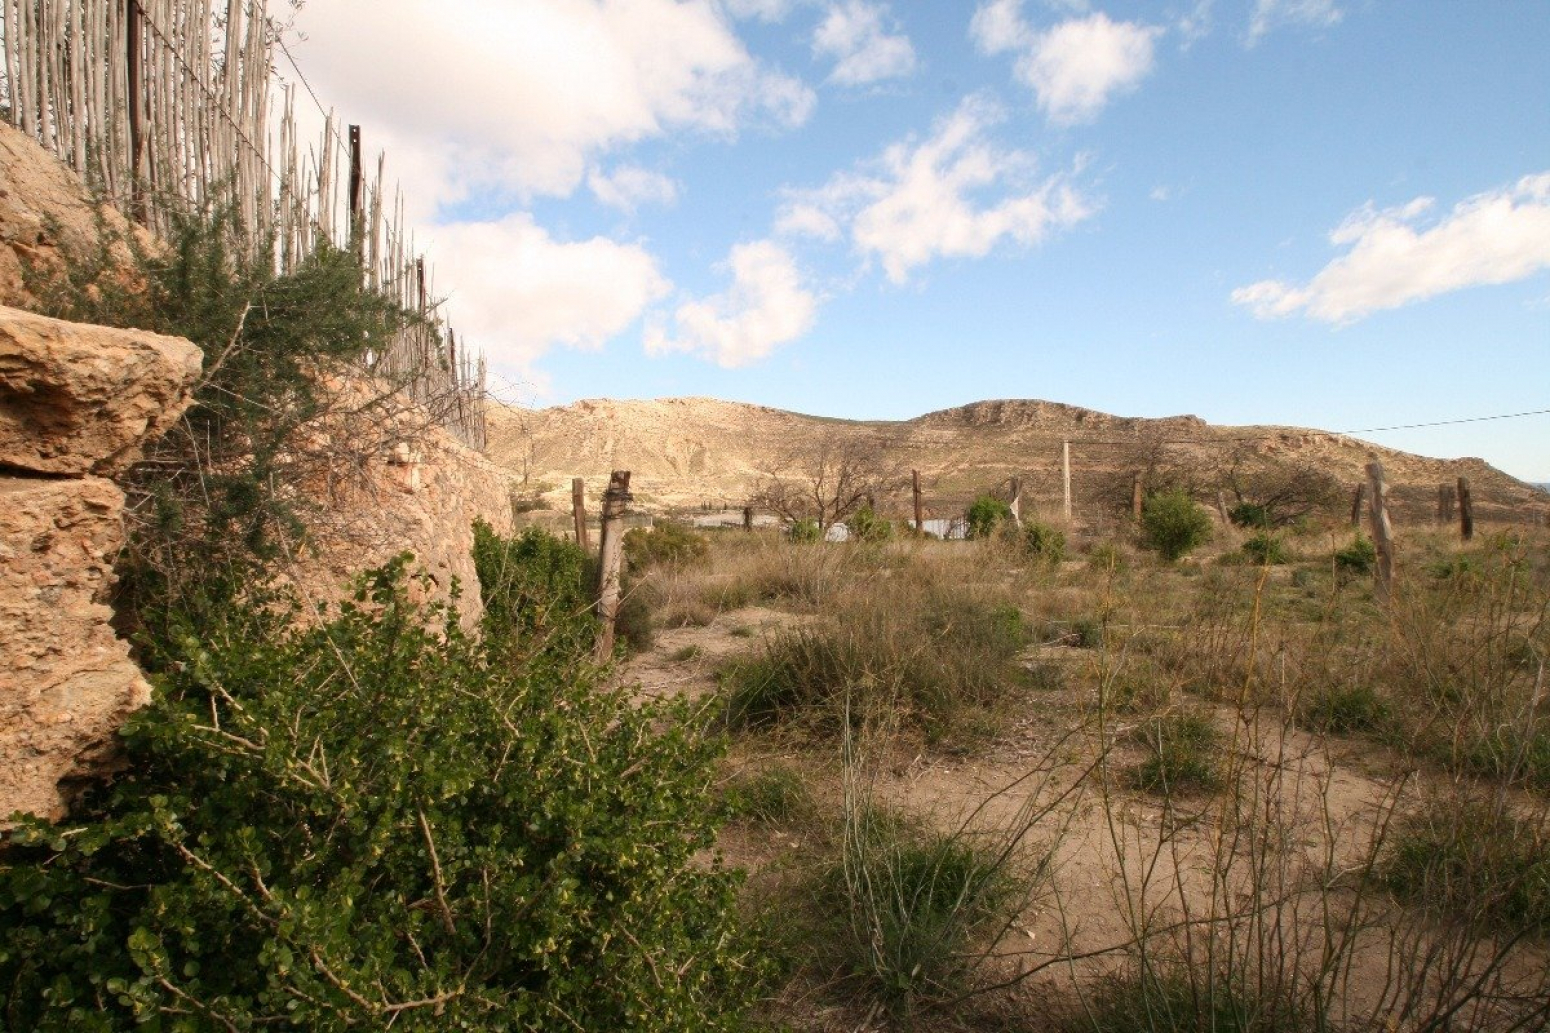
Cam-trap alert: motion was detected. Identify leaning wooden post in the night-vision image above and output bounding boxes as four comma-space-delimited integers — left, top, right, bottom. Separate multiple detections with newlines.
1366, 462, 1395, 604
912, 469, 924, 535
593, 471, 632, 662
742, 505, 753, 532
1009, 477, 1022, 528
571, 477, 590, 550
1061, 440, 1072, 524
347, 124, 364, 259
1457, 476, 1474, 542
1131, 472, 1144, 523
1215, 489, 1231, 527
125, 0, 144, 221
1350, 483, 1365, 527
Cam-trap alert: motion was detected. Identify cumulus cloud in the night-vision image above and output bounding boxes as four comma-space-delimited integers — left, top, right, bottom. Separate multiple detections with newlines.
813, 1, 918, 86
1232, 173, 1550, 323
723, 0, 798, 21
971, 2, 1160, 124
645, 240, 818, 366
778, 96, 1094, 282
289, 0, 813, 213
1248, 0, 1342, 42
587, 165, 679, 212
427, 215, 670, 371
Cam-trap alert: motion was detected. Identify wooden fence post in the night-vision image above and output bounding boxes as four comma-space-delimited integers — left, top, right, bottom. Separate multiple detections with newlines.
1457, 477, 1474, 541
1009, 477, 1022, 528
125, 0, 144, 220
743, 505, 753, 532
1132, 472, 1143, 523
1366, 462, 1395, 604
348, 123, 364, 256
1061, 440, 1072, 524
1350, 483, 1365, 528
912, 469, 924, 535
571, 477, 589, 549
593, 471, 631, 662
1215, 489, 1231, 527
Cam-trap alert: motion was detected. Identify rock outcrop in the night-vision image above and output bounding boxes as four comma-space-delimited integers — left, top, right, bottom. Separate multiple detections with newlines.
0, 307, 201, 825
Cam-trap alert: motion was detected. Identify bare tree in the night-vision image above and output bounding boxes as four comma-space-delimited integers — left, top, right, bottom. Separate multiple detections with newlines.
1216, 442, 1345, 526
748, 434, 904, 531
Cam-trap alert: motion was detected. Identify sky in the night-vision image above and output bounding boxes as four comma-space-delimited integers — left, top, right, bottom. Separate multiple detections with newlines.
284, 1, 1550, 482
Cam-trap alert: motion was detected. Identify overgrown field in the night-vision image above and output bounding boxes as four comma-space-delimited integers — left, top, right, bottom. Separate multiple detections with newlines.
630, 515, 1550, 1032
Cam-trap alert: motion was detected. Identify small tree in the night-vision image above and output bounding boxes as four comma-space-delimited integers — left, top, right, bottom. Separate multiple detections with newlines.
749, 436, 902, 532
1142, 489, 1213, 561
850, 504, 893, 544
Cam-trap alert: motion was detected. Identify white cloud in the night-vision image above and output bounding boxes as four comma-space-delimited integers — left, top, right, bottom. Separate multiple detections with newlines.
646, 240, 818, 366
813, 1, 918, 85
775, 202, 844, 240
289, 0, 813, 213
723, 0, 798, 20
778, 96, 1094, 282
1232, 173, 1550, 323
971, 3, 1161, 123
587, 165, 679, 212
1248, 0, 1341, 42
428, 214, 670, 371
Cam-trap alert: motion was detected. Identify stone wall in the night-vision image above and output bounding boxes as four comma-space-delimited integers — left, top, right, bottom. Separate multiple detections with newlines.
0, 305, 201, 824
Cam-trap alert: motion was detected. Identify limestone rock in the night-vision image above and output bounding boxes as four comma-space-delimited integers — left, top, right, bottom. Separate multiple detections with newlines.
0, 475, 150, 822
0, 304, 202, 475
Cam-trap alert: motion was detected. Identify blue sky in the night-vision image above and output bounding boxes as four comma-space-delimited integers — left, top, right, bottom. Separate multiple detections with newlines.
288, 1, 1550, 481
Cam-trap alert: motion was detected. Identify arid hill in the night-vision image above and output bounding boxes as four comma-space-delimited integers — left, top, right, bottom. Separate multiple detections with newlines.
486, 396, 1547, 529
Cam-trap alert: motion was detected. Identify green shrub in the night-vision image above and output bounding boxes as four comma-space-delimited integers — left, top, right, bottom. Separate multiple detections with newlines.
966, 495, 1013, 539
849, 504, 893, 544
1463, 725, 1550, 789
1141, 490, 1213, 562
1300, 683, 1390, 735
1383, 795, 1550, 933
723, 766, 815, 826
624, 520, 709, 570
0, 559, 756, 1031
1024, 520, 1067, 564
472, 520, 595, 658
1334, 534, 1376, 575
721, 593, 1027, 740
787, 518, 821, 544
1088, 542, 1129, 573
1133, 709, 1223, 793
1078, 963, 1305, 1033
1228, 501, 1272, 529
1241, 532, 1290, 565
813, 806, 1018, 1018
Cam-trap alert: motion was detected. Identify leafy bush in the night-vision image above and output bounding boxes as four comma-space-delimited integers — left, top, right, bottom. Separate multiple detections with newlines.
1383, 794, 1550, 933
0, 559, 756, 1031
472, 519, 595, 658
1024, 520, 1067, 564
723, 766, 816, 827
1228, 501, 1272, 529
812, 806, 1019, 1018
624, 520, 709, 570
1300, 683, 1389, 735
1241, 532, 1290, 565
1141, 490, 1213, 562
1334, 534, 1376, 575
721, 592, 1027, 741
966, 495, 1013, 539
849, 504, 893, 544
1078, 964, 1304, 1033
1133, 710, 1223, 793
787, 518, 821, 544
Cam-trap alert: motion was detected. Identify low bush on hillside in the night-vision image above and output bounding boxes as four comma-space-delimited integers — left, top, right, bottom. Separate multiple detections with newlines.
1241, 531, 1290, 565
1023, 520, 1067, 565
1334, 534, 1377, 576
966, 495, 1013, 539
848, 504, 893, 544
720, 588, 1028, 742
1132, 709, 1223, 793
0, 554, 756, 1030
1382, 791, 1550, 934
788, 518, 821, 544
1141, 490, 1213, 562
624, 520, 709, 570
